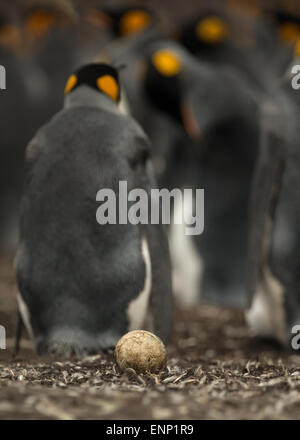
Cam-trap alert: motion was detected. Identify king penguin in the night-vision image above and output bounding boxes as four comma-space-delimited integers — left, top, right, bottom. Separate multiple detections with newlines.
246, 39, 300, 348
16, 62, 173, 357
142, 41, 261, 307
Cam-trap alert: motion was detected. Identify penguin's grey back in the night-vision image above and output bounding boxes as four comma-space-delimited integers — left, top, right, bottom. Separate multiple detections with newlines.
17, 106, 148, 336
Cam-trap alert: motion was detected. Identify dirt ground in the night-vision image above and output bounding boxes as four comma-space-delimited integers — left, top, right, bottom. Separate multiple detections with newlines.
1, 255, 300, 420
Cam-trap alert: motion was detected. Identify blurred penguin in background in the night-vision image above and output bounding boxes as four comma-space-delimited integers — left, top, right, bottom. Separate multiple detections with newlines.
271, 6, 300, 48
0, 4, 31, 253
20, 0, 78, 132
141, 41, 260, 307
246, 39, 300, 348
179, 3, 291, 92
0, 0, 80, 254
257, 1, 300, 76
71, 0, 113, 64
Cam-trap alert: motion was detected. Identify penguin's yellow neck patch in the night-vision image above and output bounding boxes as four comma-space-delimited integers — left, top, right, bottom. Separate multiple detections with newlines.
97, 75, 119, 102
120, 10, 151, 36
64, 74, 77, 94
278, 23, 300, 45
152, 50, 182, 77
196, 16, 229, 43
26, 10, 56, 36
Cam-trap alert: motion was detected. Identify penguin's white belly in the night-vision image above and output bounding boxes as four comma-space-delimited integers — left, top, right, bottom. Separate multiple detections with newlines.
169, 194, 203, 306
17, 292, 34, 340
127, 237, 153, 331
246, 217, 287, 345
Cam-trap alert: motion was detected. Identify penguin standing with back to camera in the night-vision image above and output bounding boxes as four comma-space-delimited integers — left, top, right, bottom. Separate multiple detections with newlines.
15, 62, 173, 357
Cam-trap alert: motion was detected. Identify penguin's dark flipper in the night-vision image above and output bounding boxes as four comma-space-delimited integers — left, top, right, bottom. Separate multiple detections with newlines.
13, 310, 23, 357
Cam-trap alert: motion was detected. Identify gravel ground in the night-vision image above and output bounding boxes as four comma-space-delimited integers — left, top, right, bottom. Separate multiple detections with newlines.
1, 255, 300, 420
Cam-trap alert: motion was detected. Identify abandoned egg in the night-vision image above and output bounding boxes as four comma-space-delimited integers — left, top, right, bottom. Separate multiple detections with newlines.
114, 330, 167, 374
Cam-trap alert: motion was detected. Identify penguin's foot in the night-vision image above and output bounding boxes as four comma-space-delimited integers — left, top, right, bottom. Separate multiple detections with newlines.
36, 328, 119, 358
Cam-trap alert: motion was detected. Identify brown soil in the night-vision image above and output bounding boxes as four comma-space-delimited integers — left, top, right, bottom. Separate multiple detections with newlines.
1, 255, 300, 420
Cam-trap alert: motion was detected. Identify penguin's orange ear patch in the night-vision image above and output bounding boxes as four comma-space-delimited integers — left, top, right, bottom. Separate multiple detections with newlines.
0, 25, 21, 49
278, 23, 300, 45
120, 10, 151, 36
64, 74, 78, 94
25, 10, 56, 36
152, 50, 182, 77
196, 16, 229, 43
97, 75, 119, 102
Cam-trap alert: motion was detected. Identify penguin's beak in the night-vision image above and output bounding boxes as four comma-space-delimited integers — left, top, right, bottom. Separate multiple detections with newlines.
180, 102, 202, 141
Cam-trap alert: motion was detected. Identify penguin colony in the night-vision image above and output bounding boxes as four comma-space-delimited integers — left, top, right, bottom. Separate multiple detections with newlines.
1, 0, 300, 360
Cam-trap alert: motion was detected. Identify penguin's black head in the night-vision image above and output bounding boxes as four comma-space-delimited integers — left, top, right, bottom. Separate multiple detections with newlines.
64, 63, 121, 103
144, 49, 183, 122
180, 12, 229, 55
93, 4, 154, 38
